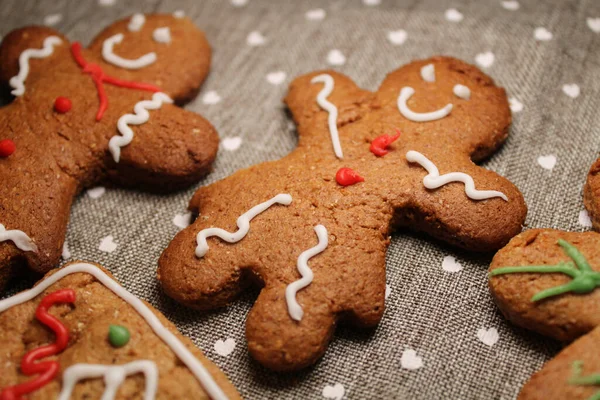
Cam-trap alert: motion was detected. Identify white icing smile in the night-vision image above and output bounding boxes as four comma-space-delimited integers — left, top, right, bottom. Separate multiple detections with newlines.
397, 87, 453, 122
102, 33, 157, 69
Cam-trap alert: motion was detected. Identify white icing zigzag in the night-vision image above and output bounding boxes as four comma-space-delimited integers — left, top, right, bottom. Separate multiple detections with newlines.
0, 263, 229, 400
0, 224, 37, 252
285, 225, 328, 321
195, 194, 293, 258
9, 36, 62, 96
311, 74, 344, 159
406, 150, 508, 201
108, 92, 173, 163
102, 33, 157, 70
397, 87, 453, 122
58, 361, 158, 400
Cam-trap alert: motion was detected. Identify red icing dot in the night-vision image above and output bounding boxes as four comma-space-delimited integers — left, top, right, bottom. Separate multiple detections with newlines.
0, 139, 16, 158
370, 128, 401, 157
54, 97, 72, 114
336, 167, 364, 187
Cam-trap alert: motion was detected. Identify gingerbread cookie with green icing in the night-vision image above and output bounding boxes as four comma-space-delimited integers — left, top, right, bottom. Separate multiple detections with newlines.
489, 229, 600, 399
0, 13, 218, 291
0, 261, 240, 400
158, 56, 527, 371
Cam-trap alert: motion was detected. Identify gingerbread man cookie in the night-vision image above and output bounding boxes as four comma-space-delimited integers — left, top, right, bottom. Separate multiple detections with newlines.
489, 229, 600, 399
0, 14, 218, 291
0, 261, 240, 400
158, 56, 527, 371
584, 158, 600, 231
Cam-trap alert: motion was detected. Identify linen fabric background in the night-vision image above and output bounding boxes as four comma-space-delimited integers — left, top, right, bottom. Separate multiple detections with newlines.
1, 0, 600, 398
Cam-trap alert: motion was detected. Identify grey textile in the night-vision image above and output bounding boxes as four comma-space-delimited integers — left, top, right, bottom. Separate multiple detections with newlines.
1, 0, 600, 398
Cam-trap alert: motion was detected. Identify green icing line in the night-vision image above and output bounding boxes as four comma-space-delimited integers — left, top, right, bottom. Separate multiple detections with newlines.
569, 361, 600, 400
489, 239, 600, 302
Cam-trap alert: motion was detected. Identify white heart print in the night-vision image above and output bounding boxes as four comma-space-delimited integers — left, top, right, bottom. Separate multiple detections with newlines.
509, 97, 523, 113
322, 383, 345, 400
173, 212, 192, 229
477, 327, 499, 347
562, 84, 580, 98
266, 71, 286, 85
475, 52, 495, 68
327, 49, 346, 66
363, 0, 381, 6
173, 10, 185, 18
588, 18, 600, 33
62, 242, 71, 259
202, 90, 221, 105
214, 338, 236, 356
537, 155, 557, 170
99, 235, 117, 253
579, 210, 593, 228
247, 31, 266, 46
501, 1, 519, 10
534, 27, 553, 41
400, 349, 423, 370
306, 8, 326, 21
385, 284, 391, 299
445, 9, 463, 22
44, 14, 62, 26
222, 136, 242, 151
442, 255, 463, 273
231, 0, 248, 7
387, 30, 407, 45
98, 0, 116, 5
87, 186, 106, 199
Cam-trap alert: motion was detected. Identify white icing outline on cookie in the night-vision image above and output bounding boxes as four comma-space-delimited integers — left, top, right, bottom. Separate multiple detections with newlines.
311, 74, 344, 159
397, 87, 453, 122
102, 33, 157, 70
0, 224, 37, 252
9, 36, 62, 96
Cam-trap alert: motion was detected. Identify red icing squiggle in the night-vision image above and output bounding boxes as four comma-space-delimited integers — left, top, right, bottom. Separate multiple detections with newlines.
0, 289, 75, 400
70, 42, 161, 121
336, 167, 364, 187
370, 128, 401, 157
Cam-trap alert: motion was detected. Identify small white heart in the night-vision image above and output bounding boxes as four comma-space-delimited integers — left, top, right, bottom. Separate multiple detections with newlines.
327, 49, 346, 66
562, 83, 580, 98
387, 30, 407, 45
266, 71, 286, 85
501, 1, 520, 11
306, 8, 326, 21
173, 10, 185, 18
87, 186, 106, 199
99, 235, 117, 253
588, 18, 600, 33
534, 27, 553, 41
537, 155, 557, 170
222, 136, 242, 152
44, 14, 62, 26
363, 0, 381, 6
173, 212, 192, 229
509, 97, 523, 113
475, 51, 495, 68
247, 31, 266, 46
579, 210, 593, 228
477, 327, 499, 347
385, 284, 391, 299
214, 338, 236, 356
231, 0, 248, 6
202, 90, 221, 105
401, 349, 423, 370
442, 255, 463, 273
445, 8, 463, 22
99, 0, 116, 5
62, 242, 71, 259
322, 383, 345, 400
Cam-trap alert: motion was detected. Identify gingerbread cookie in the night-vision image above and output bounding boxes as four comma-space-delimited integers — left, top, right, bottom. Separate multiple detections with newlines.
0, 261, 240, 400
0, 14, 218, 291
584, 158, 600, 231
158, 56, 527, 371
489, 229, 600, 399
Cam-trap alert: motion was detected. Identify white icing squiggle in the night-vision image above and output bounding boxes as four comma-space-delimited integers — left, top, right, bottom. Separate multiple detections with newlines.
0, 263, 229, 400
420, 64, 435, 82
311, 74, 344, 159
153, 27, 171, 44
406, 150, 508, 201
397, 87, 453, 122
102, 33, 157, 70
0, 224, 37, 252
9, 36, 62, 96
453, 84, 471, 100
128, 13, 146, 32
195, 194, 293, 258
58, 361, 157, 400
109, 92, 173, 163
285, 225, 328, 321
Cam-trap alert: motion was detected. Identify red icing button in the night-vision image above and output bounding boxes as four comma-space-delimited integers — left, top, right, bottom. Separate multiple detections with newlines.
336, 167, 364, 186
0, 139, 16, 158
370, 128, 401, 157
54, 96, 72, 114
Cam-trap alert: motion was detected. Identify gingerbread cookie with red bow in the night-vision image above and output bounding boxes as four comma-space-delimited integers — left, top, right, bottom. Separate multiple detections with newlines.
0, 261, 240, 400
489, 229, 600, 399
157, 56, 527, 371
0, 14, 218, 290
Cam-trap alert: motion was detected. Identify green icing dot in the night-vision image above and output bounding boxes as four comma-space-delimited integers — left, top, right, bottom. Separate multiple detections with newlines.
108, 324, 130, 348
